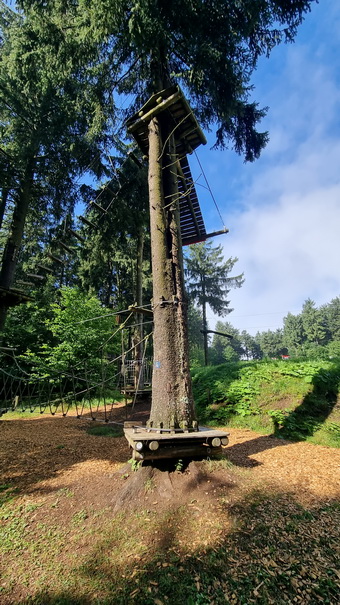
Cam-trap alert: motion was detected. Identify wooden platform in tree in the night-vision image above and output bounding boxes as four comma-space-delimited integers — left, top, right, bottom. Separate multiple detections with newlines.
0, 286, 33, 307
124, 422, 229, 461
126, 85, 207, 246
126, 84, 206, 158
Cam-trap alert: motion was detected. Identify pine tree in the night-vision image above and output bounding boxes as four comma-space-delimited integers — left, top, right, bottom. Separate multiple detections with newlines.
321, 297, 340, 342
187, 302, 205, 367
185, 242, 244, 365
210, 320, 243, 363
283, 312, 305, 355
0, 3, 117, 329
301, 298, 327, 345
256, 329, 286, 358
240, 330, 262, 360
76, 155, 150, 308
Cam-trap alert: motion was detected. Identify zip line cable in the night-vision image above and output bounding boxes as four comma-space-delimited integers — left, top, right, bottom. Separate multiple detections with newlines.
194, 150, 225, 228
2, 308, 153, 385
99, 311, 134, 350
65, 305, 150, 327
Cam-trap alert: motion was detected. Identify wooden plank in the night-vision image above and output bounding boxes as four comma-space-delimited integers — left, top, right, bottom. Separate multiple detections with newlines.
124, 426, 229, 441
37, 264, 53, 273
78, 215, 96, 228
47, 253, 64, 265
68, 228, 85, 242
132, 444, 221, 461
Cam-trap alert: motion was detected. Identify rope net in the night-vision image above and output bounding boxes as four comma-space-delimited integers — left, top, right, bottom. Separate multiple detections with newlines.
0, 331, 152, 423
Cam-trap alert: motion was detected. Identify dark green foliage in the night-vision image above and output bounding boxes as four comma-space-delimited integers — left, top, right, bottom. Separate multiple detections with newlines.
210, 321, 245, 363
254, 298, 340, 359
185, 242, 244, 364
322, 296, 340, 341
209, 323, 262, 363
192, 361, 250, 418
76, 155, 151, 307
34, 286, 119, 373
21, 0, 316, 160
185, 243, 244, 317
70, 0, 316, 158
187, 302, 205, 367
0, 2, 119, 328
1, 282, 55, 355
4, 287, 121, 393
301, 298, 327, 345
255, 328, 286, 358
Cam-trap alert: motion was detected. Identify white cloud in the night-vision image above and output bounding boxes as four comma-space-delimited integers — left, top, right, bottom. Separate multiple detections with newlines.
224, 184, 340, 334
213, 32, 340, 334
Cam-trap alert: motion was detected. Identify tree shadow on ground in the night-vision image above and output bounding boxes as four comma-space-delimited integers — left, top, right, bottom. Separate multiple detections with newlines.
275, 361, 340, 441
0, 399, 154, 497
0, 413, 130, 496
13, 489, 340, 605
226, 434, 290, 467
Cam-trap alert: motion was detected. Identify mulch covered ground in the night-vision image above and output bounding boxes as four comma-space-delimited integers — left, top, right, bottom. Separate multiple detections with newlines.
0, 401, 339, 604
1, 401, 339, 503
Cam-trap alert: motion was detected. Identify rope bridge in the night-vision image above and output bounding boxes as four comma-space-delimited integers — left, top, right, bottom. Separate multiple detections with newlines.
0, 331, 152, 422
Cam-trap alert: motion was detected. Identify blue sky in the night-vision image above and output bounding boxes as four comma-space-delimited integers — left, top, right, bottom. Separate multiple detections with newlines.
188, 0, 340, 335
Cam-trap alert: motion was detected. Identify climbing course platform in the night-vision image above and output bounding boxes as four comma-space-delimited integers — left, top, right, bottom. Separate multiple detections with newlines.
124, 422, 229, 461
0, 286, 33, 307
126, 84, 208, 246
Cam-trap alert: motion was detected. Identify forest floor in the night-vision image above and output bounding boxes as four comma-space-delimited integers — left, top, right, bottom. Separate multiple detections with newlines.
0, 401, 339, 605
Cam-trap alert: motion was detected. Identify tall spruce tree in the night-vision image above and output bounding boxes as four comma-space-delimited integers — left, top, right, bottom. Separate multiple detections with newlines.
255, 328, 286, 358
77, 156, 150, 308
321, 297, 340, 342
0, 2, 117, 329
240, 330, 262, 360
15, 0, 316, 429
185, 242, 244, 365
301, 298, 327, 346
283, 312, 305, 354
210, 320, 243, 363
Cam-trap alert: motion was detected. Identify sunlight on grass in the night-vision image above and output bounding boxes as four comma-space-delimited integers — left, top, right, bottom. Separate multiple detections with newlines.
1, 489, 339, 604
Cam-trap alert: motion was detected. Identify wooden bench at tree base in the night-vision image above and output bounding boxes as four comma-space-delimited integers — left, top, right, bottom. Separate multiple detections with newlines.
124, 422, 229, 461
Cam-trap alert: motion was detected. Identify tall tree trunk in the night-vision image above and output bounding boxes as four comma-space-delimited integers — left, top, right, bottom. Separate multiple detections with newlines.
147, 115, 197, 430
0, 158, 35, 331
0, 188, 9, 232
202, 278, 209, 366
133, 226, 144, 390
